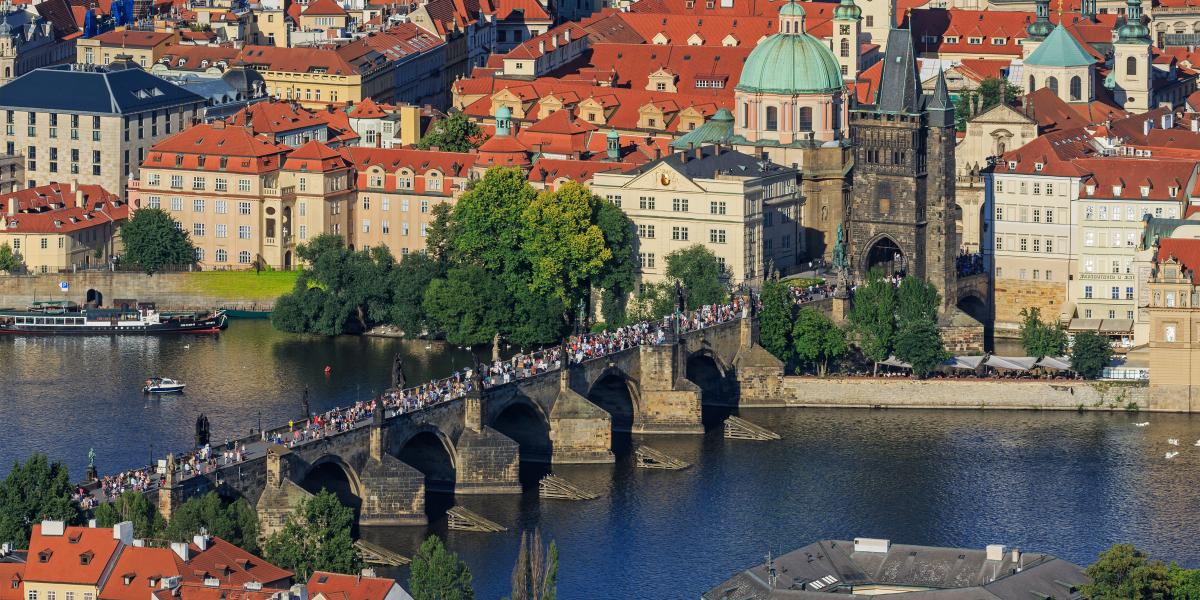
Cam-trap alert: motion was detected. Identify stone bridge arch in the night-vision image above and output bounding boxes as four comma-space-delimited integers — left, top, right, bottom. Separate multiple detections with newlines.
585, 365, 642, 433
393, 426, 459, 488
297, 454, 364, 516
487, 393, 553, 463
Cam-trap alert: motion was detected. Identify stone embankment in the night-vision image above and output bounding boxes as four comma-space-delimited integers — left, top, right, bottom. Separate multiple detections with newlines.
0, 272, 276, 311
750, 377, 1151, 411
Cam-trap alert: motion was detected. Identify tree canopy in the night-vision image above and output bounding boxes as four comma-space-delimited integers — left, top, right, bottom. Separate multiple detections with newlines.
262, 490, 360, 580
93, 490, 164, 540
792, 307, 846, 376
1085, 544, 1174, 600
954, 77, 1022, 131
409, 534, 475, 600
665, 245, 728, 310
0, 454, 80, 548
119, 208, 195, 274
1019, 307, 1068, 359
522, 182, 612, 308
1071, 331, 1113, 379
161, 492, 259, 553
758, 279, 795, 364
0, 242, 21, 273
848, 268, 897, 370
893, 319, 947, 378
416, 112, 483, 153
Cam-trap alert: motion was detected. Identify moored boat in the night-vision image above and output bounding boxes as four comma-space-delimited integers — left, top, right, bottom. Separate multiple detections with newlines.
143, 377, 186, 394
0, 301, 228, 335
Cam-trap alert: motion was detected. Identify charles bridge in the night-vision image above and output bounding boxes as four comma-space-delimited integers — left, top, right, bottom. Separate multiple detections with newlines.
155, 315, 785, 530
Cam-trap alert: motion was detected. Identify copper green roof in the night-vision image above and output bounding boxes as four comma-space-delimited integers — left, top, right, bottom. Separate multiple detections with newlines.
1024, 24, 1094, 67
670, 108, 734, 149
735, 31, 843, 94
779, 1, 805, 16
834, 0, 861, 21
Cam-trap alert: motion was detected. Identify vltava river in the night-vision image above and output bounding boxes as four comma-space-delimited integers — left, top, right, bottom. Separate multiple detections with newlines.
2, 321, 1200, 599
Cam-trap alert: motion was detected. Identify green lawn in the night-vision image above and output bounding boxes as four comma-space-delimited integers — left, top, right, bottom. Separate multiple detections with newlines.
184, 270, 299, 301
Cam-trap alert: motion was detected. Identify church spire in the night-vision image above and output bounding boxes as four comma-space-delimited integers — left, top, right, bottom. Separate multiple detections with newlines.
926, 69, 954, 128
1027, 0, 1053, 41
1116, 0, 1151, 43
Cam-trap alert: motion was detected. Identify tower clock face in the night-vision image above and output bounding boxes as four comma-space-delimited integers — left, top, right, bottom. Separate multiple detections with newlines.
840, 24, 850, 35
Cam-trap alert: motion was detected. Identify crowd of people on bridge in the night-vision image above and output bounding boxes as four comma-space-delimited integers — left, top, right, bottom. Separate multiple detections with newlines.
84, 297, 750, 503
957, 251, 986, 277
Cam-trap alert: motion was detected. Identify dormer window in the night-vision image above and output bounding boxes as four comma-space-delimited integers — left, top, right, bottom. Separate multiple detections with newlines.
1113, 185, 1123, 196
80, 550, 94, 565
968, 36, 983, 44
1169, 186, 1179, 197
38, 550, 51, 563
1007, 161, 1016, 170
1034, 162, 1044, 172
123, 573, 136, 585
991, 37, 1007, 45
944, 36, 959, 44
1140, 186, 1150, 197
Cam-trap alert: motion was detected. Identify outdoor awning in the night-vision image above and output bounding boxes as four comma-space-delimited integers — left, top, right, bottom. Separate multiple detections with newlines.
880, 356, 912, 369
943, 356, 986, 370
1036, 356, 1073, 371
986, 356, 1037, 371
1068, 318, 1103, 332
1099, 319, 1134, 334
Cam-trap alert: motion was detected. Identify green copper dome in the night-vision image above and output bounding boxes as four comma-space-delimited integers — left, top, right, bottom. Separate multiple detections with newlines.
1025, 24, 1094, 67
834, 0, 861, 21
736, 29, 843, 94
779, 1, 806, 16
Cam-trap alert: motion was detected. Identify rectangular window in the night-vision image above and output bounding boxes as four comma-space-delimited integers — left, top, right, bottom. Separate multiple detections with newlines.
193, 199, 205, 213
299, 225, 307, 240
709, 229, 726, 243
639, 196, 656, 210
1085, 285, 1093, 299
238, 225, 251, 239
1126, 287, 1134, 300
382, 220, 390, 234
171, 197, 182, 211
710, 201, 726, 215
238, 179, 251, 192
215, 178, 228, 192
421, 200, 430, 213
1020, 238, 1027, 251
1111, 286, 1120, 300
672, 226, 688, 241
672, 198, 688, 212
299, 202, 307, 217
362, 219, 370, 233
216, 224, 227, 238
239, 202, 251, 215
638, 224, 655, 238
193, 223, 205, 237
606, 194, 622, 208
148, 196, 161, 209
638, 252, 656, 269
382, 198, 391, 212
192, 176, 205, 190
995, 236, 1003, 250
1032, 239, 1040, 252
995, 206, 1004, 221
1032, 209, 1041, 223
1045, 209, 1054, 223
1045, 238, 1053, 253
215, 201, 228, 214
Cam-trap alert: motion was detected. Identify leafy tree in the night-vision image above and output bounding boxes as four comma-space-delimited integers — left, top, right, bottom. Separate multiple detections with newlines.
954, 77, 1022, 130
848, 268, 897, 373
409, 534, 474, 600
521, 183, 611, 311
792, 307, 847, 376
1168, 564, 1200, 600
119, 208, 195, 274
543, 540, 559, 600
759, 280, 794, 363
628, 282, 675, 323
1084, 544, 1172, 600
665, 245, 727, 310
896, 276, 940, 326
425, 202, 455, 265
1019, 307, 1068, 359
423, 265, 513, 346
595, 201, 636, 326
0, 454, 80, 548
162, 492, 259, 554
263, 490, 360, 580
271, 285, 334, 334
272, 235, 397, 334
389, 252, 442, 336
894, 319, 947, 378
0, 242, 21, 272
450, 167, 537, 285
508, 286, 567, 347
416, 112, 483, 153
93, 490, 163, 539
1071, 331, 1113, 379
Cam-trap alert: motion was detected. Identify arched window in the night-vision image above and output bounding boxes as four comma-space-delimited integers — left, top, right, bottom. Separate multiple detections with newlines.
1029, 75, 1035, 92
1070, 76, 1082, 101
1047, 76, 1058, 95
1127, 56, 1137, 76
840, 38, 850, 58
740, 102, 748, 127
798, 106, 813, 131
765, 105, 778, 131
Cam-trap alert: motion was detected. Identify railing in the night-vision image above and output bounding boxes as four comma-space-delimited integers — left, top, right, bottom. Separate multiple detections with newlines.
82, 299, 752, 505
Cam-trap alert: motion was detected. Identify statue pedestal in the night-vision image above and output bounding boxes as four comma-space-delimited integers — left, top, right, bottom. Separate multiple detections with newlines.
86, 464, 98, 482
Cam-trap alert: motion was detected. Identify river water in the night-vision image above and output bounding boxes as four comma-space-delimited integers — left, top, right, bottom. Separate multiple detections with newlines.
3, 321, 1200, 599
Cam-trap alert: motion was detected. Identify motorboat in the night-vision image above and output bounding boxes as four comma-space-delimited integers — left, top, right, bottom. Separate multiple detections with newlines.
143, 378, 186, 394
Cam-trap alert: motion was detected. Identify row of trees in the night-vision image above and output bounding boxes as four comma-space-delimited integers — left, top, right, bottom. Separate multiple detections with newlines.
1086, 544, 1200, 599
759, 280, 847, 375
1019, 306, 1114, 379
273, 167, 733, 343
846, 270, 947, 377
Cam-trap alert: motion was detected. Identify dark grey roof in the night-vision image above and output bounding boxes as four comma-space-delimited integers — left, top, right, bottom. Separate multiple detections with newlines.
876, 28, 921, 114
703, 540, 1090, 600
0, 65, 205, 115
924, 67, 955, 127
624, 145, 797, 180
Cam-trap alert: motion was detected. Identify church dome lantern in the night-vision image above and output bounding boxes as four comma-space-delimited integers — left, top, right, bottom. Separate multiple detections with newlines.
735, 1, 843, 95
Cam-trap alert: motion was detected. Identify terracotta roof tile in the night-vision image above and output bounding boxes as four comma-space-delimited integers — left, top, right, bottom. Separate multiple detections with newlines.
22, 525, 121, 586
307, 571, 398, 600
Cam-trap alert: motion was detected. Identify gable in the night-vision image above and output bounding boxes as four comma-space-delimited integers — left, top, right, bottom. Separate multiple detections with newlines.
624, 162, 706, 193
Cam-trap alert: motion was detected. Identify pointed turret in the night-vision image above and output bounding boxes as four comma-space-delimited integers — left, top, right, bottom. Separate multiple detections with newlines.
876, 28, 920, 113
926, 69, 954, 128
1026, 0, 1053, 41
1116, 0, 1150, 43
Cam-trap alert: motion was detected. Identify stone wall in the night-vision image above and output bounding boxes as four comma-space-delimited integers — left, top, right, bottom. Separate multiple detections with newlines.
0, 272, 276, 311
757, 377, 1152, 411
994, 277, 1068, 336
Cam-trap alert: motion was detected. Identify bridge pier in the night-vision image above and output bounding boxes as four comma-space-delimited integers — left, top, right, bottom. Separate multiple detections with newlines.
455, 393, 521, 494
360, 419, 428, 526
733, 314, 788, 407
256, 446, 315, 538
634, 338, 703, 434
549, 366, 614, 464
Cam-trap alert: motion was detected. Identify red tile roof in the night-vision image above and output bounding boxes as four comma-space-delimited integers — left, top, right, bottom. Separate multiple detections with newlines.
1076, 157, 1197, 200
90, 29, 176, 48
344, 147, 477, 193
307, 571, 398, 600
493, 0, 550, 21
23, 524, 121, 586
156, 45, 240, 71
909, 8, 1117, 59
283, 140, 352, 171
144, 123, 291, 174
0, 184, 129, 234
301, 0, 347, 16
236, 45, 358, 76
996, 127, 1096, 176
1157, 238, 1200, 284
229, 101, 330, 134
182, 537, 291, 588
151, 582, 282, 600
347, 97, 390, 118
0, 564, 24, 600
99, 547, 183, 600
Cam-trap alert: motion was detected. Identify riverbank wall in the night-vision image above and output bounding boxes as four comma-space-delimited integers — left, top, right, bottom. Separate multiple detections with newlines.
0, 272, 278, 311
751, 377, 1152, 411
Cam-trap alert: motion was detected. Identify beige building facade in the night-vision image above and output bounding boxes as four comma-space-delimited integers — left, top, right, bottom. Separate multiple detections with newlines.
0, 182, 127, 273
590, 145, 802, 287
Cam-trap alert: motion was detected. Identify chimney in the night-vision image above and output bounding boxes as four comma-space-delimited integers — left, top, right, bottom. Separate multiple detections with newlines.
113, 521, 133, 546
538, 40, 545, 54
170, 541, 190, 561
714, 144, 722, 156
694, 145, 702, 159
193, 533, 210, 551
41, 520, 65, 536
565, 29, 571, 42
1011, 548, 1021, 564
654, 148, 661, 159
1163, 112, 1174, 130
687, 142, 694, 150
74, 183, 84, 209
1144, 119, 1152, 136
1192, 118, 1198, 133
985, 544, 1006, 562
6, 200, 13, 216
